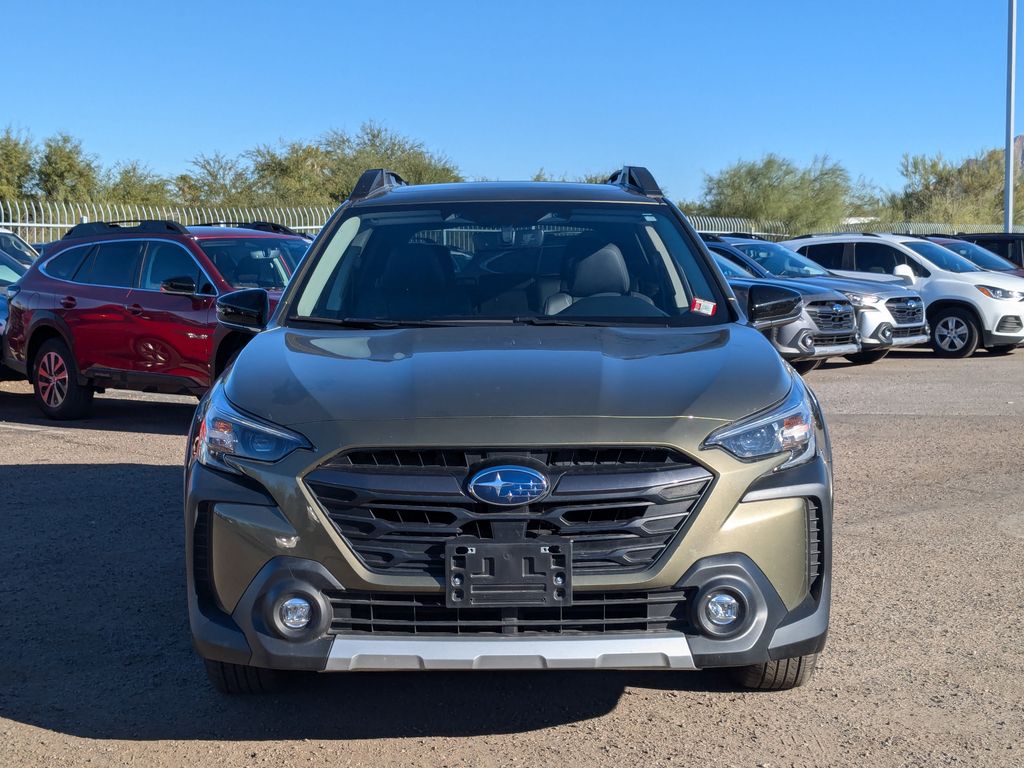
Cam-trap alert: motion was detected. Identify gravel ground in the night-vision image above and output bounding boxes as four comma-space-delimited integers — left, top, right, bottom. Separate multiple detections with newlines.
0, 347, 1021, 767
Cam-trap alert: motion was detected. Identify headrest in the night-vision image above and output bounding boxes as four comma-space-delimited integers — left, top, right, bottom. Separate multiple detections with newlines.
569, 243, 630, 296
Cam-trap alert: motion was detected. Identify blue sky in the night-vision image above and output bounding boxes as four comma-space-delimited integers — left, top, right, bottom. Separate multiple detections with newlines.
3, 0, 1021, 200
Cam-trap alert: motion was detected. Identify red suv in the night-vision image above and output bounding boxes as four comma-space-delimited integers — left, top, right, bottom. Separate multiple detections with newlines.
3, 220, 310, 419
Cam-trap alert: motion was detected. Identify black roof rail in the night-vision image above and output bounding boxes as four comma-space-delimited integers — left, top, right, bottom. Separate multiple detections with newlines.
697, 232, 725, 242
606, 166, 663, 198
198, 220, 310, 238
62, 219, 188, 240
348, 169, 408, 201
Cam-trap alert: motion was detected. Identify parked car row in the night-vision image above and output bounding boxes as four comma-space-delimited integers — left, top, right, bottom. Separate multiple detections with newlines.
2, 210, 1023, 421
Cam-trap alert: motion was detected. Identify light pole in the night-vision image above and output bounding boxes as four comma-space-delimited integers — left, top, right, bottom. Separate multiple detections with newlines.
1006, 0, 1017, 232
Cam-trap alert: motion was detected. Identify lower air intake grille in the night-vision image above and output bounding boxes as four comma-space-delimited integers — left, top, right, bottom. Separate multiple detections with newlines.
995, 315, 1023, 334
326, 588, 692, 636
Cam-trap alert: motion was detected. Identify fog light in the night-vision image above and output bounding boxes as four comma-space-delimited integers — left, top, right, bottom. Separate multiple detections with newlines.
703, 591, 741, 627
279, 596, 312, 629
876, 323, 893, 343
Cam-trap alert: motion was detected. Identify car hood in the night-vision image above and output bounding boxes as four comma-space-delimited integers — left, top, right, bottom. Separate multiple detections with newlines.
225, 324, 792, 428
727, 276, 843, 301
954, 269, 1024, 289
792, 275, 920, 298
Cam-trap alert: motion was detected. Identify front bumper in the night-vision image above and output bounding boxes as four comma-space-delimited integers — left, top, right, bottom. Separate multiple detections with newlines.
186, 446, 832, 673
326, 633, 697, 671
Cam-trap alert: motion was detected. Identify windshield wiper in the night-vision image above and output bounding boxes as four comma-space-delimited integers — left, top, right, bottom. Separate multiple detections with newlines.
289, 316, 468, 329
511, 316, 672, 327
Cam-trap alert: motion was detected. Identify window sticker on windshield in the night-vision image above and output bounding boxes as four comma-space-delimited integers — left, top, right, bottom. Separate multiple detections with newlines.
691, 297, 717, 316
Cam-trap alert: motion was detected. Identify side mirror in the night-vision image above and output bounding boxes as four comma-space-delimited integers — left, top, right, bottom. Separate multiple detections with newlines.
893, 264, 915, 283
747, 284, 803, 330
217, 288, 269, 331
160, 276, 197, 296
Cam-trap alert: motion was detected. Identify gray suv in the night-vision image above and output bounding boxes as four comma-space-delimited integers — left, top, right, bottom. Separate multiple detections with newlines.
186, 168, 832, 694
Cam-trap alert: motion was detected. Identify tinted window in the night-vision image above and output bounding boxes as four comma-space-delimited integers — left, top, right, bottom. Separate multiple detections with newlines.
0, 255, 23, 286
140, 241, 212, 293
800, 242, 845, 269
939, 240, 1017, 271
904, 241, 981, 273
0, 232, 37, 265
198, 237, 299, 289
710, 250, 754, 278
735, 241, 829, 277
852, 242, 899, 274
969, 238, 1011, 259
44, 246, 92, 280
76, 241, 144, 287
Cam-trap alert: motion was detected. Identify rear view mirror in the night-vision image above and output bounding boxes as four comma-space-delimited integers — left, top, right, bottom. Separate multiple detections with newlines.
160, 276, 197, 295
217, 288, 269, 331
893, 264, 915, 283
747, 284, 802, 330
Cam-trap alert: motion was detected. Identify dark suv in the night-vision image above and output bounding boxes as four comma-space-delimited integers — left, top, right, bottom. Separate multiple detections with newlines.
3, 220, 309, 418
187, 168, 831, 694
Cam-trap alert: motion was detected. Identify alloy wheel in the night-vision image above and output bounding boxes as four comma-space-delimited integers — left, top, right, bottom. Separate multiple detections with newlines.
935, 316, 969, 352
37, 351, 69, 408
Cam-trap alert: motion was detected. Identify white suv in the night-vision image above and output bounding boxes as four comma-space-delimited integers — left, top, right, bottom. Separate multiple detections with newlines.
781, 233, 1024, 357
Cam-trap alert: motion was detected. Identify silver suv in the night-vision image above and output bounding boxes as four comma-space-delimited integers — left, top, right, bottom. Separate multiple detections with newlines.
711, 251, 859, 373
713, 236, 928, 364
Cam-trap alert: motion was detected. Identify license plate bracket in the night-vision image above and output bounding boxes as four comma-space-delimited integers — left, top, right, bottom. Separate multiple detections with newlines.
444, 537, 572, 608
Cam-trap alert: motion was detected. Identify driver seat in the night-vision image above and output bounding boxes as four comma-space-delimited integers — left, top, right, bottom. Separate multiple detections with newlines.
544, 243, 634, 315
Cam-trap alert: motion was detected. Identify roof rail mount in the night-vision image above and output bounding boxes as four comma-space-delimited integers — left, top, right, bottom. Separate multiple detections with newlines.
606, 166, 663, 198
349, 169, 408, 200
63, 219, 188, 240
198, 221, 307, 237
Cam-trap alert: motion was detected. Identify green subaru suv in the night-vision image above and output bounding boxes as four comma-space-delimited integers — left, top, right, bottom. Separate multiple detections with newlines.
185, 167, 832, 693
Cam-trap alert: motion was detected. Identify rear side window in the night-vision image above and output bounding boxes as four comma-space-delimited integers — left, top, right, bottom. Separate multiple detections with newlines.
852, 242, 899, 273
76, 241, 144, 288
44, 246, 92, 280
140, 241, 213, 293
799, 242, 845, 269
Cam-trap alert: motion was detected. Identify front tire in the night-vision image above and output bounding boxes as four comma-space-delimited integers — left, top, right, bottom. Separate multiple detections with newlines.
732, 653, 819, 691
844, 349, 889, 365
204, 659, 282, 694
930, 308, 980, 358
790, 359, 822, 375
32, 338, 93, 420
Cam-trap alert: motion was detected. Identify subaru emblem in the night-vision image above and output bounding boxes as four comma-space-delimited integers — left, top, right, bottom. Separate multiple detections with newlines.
468, 465, 550, 507
832, 304, 844, 313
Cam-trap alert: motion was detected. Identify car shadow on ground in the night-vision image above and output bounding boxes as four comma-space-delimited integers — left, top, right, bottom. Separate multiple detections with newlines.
0, 384, 196, 436
0, 462, 733, 742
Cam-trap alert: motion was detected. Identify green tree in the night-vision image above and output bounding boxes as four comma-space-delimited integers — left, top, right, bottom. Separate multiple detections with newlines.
36, 133, 100, 202
690, 154, 856, 232
174, 152, 257, 206
880, 149, 1024, 226
0, 127, 35, 200
101, 161, 172, 205
248, 141, 332, 206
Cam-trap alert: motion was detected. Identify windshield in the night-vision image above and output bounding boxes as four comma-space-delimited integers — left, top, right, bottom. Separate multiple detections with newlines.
0, 232, 38, 266
732, 241, 830, 277
905, 241, 981, 273
936, 239, 1017, 271
712, 252, 755, 278
289, 202, 725, 326
197, 237, 308, 289
0, 253, 26, 286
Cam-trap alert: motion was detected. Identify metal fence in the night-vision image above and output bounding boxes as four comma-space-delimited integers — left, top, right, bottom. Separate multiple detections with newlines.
0, 200, 336, 245
3, 198, 1024, 246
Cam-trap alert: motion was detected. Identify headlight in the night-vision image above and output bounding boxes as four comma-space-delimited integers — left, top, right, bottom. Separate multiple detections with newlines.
976, 285, 1024, 301
194, 382, 311, 474
842, 291, 881, 307
701, 375, 816, 470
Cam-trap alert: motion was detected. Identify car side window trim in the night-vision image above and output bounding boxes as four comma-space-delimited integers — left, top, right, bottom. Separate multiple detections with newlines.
138, 239, 219, 297
38, 243, 95, 282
